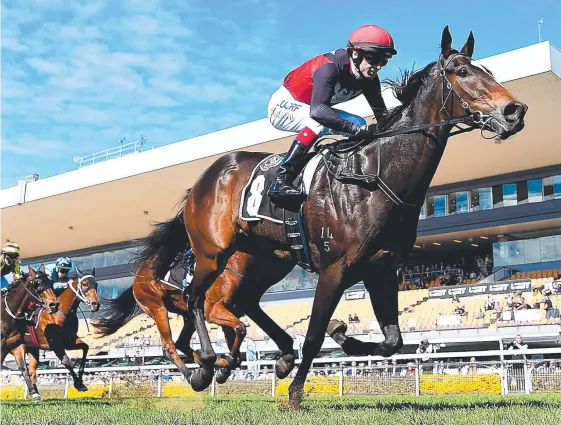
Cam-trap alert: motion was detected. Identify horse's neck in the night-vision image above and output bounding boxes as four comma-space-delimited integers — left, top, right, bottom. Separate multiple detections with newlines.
8, 282, 31, 317
364, 69, 450, 206
58, 286, 79, 315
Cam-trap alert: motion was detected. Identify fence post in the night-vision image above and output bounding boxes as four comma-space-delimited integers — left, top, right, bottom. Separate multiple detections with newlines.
338, 367, 344, 397
414, 360, 420, 396
523, 358, 530, 394
271, 369, 276, 397
211, 374, 216, 398
64, 375, 70, 399
108, 373, 113, 398
499, 361, 506, 395
157, 372, 162, 398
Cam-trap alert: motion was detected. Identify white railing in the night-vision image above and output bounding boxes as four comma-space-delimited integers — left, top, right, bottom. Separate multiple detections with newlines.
2, 347, 561, 399
73, 139, 149, 168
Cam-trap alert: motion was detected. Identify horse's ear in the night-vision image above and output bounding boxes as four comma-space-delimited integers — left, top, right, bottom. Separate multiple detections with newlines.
29, 266, 36, 277
460, 31, 475, 58
441, 25, 453, 58
76, 267, 83, 278
91, 267, 96, 277
39, 263, 46, 274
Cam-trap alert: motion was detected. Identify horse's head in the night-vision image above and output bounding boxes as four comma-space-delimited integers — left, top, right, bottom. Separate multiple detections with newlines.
72, 267, 101, 312
28, 266, 59, 313
439, 26, 527, 140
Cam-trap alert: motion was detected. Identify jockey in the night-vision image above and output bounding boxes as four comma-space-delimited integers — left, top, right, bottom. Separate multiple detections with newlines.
267, 24, 397, 206
49, 257, 73, 295
0, 241, 22, 295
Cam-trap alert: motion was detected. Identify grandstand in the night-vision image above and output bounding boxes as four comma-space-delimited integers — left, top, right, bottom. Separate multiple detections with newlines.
1, 41, 561, 368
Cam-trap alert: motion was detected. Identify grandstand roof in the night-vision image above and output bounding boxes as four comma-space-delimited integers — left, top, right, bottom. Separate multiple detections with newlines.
2, 41, 561, 258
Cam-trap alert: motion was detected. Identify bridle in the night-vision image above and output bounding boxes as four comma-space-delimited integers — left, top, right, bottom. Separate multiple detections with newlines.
320, 53, 502, 208
3, 276, 51, 320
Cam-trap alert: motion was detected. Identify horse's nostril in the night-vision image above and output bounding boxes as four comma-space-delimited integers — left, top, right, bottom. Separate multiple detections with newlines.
504, 101, 526, 122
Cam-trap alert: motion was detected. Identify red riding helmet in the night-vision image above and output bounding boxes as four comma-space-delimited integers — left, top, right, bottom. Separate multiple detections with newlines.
347, 25, 397, 58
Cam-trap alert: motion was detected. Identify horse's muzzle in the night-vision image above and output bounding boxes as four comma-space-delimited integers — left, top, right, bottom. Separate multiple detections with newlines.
90, 301, 100, 312
48, 301, 60, 313
502, 101, 528, 135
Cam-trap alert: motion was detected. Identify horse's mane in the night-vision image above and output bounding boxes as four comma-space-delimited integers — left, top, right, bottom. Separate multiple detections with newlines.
378, 61, 437, 131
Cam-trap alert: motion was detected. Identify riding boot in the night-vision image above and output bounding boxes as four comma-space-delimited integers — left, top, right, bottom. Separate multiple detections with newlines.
267, 139, 310, 206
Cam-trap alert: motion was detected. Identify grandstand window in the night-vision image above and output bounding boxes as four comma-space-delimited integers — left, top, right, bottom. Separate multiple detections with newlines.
72, 248, 135, 270
425, 196, 435, 218
456, 191, 469, 213
502, 183, 517, 207
479, 187, 493, 210
556, 235, 561, 261
419, 203, 426, 219
540, 236, 557, 262
524, 238, 541, 264
447, 193, 457, 214
434, 195, 446, 217
527, 179, 543, 203
543, 175, 561, 201
516, 181, 528, 205
492, 185, 503, 208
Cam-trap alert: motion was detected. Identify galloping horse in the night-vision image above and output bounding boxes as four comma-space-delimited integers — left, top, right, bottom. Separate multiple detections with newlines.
137, 27, 528, 407
25, 269, 100, 396
1, 267, 59, 401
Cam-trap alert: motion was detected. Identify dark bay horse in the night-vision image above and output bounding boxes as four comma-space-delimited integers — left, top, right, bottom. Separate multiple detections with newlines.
138, 27, 527, 407
1, 267, 59, 401
25, 270, 100, 396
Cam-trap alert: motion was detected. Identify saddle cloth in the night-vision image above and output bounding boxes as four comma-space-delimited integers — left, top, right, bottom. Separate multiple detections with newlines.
239, 153, 324, 223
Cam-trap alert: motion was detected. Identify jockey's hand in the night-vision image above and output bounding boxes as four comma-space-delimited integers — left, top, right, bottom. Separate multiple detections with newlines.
350, 124, 377, 141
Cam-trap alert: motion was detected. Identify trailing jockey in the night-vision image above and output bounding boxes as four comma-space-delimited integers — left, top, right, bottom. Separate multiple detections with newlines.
0, 241, 22, 296
49, 257, 73, 295
267, 24, 397, 207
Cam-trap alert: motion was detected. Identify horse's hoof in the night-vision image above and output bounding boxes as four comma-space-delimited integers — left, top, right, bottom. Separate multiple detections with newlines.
215, 367, 231, 385
190, 367, 214, 392
75, 383, 88, 392
327, 319, 347, 338
275, 353, 296, 379
31, 393, 41, 402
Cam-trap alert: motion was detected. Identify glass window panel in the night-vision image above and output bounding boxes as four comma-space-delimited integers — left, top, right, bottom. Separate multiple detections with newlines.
543, 176, 554, 201
470, 189, 480, 212
524, 239, 541, 264
447, 192, 457, 215
419, 203, 426, 220
540, 236, 556, 263
555, 235, 561, 261
456, 191, 469, 213
492, 185, 503, 208
554, 176, 561, 199
527, 179, 543, 203
434, 195, 446, 217
426, 196, 435, 218
503, 183, 517, 207
479, 187, 493, 211
516, 181, 528, 205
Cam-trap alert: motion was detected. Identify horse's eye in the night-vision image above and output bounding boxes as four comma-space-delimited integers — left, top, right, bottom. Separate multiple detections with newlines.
457, 67, 469, 78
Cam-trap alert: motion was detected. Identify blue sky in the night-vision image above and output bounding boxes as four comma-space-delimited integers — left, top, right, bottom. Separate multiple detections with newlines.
2, 0, 560, 188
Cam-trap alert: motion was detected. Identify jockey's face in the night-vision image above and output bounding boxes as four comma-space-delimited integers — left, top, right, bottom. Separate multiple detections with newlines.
353, 50, 387, 80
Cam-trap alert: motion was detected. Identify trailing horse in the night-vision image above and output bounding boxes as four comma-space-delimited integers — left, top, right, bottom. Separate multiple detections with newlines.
136, 26, 527, 408
0, 267, 59, 401
25, 270, 100, 397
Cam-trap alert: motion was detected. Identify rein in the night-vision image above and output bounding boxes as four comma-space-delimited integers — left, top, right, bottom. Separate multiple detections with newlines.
3, 279, 47, 320
318, 53, 497, 208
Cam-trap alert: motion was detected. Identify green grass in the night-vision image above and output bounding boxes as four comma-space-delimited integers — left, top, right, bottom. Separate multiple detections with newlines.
2, 394, 561, 425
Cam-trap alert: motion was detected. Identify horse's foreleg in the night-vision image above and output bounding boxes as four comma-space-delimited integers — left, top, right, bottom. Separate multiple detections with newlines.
26, 348, 41, 395
69, 337, 89, 383
53, 346, 87, 392
174, 314, 196, 362
240, 299, 296, 379
12, 344, 40, 401
288, 262, 346, 409
152, 308, 193, 380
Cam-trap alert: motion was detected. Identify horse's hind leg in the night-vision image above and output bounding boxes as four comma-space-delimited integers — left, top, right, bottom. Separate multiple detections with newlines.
12, 344, 40, 401
151, 307, 193, 380
174, 314, 196, 362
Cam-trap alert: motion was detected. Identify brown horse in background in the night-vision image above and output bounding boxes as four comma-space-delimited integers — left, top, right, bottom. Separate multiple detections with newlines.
1, 267, 59, 401
134, 27, 528, 408
25, 270, 100, 397
93, 250, 297, 384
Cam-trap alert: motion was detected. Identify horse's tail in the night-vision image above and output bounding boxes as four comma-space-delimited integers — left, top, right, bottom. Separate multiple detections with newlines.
92, 286, 141, 337
133, 188, 192, 280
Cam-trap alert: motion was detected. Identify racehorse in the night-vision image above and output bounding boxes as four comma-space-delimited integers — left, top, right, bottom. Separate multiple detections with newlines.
1, 267, 59, 401
24, 269, 100, 396
136, 26, 527, 408
93, 252, 294, 385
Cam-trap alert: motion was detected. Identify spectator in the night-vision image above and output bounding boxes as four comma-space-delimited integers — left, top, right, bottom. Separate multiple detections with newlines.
512, 291, 527, 310
475, 309, 485, 320
454, 304, 467, 316
507, 334, 528, 351
452, 295, 460, 304
485, 295, 495, 311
